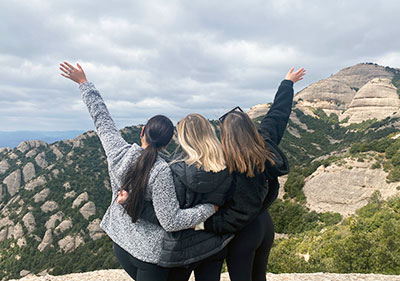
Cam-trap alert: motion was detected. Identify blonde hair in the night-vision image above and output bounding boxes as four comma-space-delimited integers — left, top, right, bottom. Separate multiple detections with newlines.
176, 114, 226, 172
220, 111, 275, 177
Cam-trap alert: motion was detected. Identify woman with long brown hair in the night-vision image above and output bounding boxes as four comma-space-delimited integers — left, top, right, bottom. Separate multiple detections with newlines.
203, 67, 306, 281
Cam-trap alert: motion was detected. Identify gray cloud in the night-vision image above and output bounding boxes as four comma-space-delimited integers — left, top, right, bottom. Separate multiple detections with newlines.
0, 0, 399, 131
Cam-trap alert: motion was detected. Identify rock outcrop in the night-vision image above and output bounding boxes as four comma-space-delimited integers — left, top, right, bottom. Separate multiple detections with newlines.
87, 219, 105, 240
294, 63, 395, 116
22, 162, 36, 183
3, 169, 22, 196
303, 158, 400, 215
58, 235, 84, 253
24, 175, 47, 191
248, 103, 271, 119
54, 219, 73, 234
33, 188, 50, 203
35, 152, 48, 169
45, 212, 64, 229
41, 201, 58, 213
17, 140, 48, 153
22, 212, 36, 234
0, 159, 10, 174
340, 78, 400, 124
37, 229, 53, 252
72, 192, 89, 208
80, 201, 96, 220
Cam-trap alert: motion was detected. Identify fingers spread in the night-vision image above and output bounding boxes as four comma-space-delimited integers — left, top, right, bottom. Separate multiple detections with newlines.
64, 61, 75, 70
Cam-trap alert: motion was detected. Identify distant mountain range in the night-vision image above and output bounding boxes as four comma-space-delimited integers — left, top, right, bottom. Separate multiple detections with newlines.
0, 131, 84, 149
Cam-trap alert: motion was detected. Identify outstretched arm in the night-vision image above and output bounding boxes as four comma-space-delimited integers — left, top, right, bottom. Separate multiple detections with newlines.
60, 62, 131, 173
258, 67, 306, 145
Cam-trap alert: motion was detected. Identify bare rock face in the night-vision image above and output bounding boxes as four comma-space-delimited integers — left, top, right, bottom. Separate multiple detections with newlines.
24, 175, 47, 191
248, 103, 271, 119
3, 169, 22, 196
294, 64, 394, 116
340, 78, 400, 124
0, 159, 10, 174
51, 146, 64, 160
37, 229, 53, 252
72, 192, 89, 208
17, 140, 48, 153
13, 223, 24, 239
64, 190, 76, 199
58, 235, 85, 253
0, 147, 11, 154
41, 201, 58, 213
22, 163, 36, 183
87, 219, 105, 240
22, 212, 36, 234
33, 188, 50, 203
80, 201, 96, 220
63, 182, 71, 190
35, 152, 48, 169
303, 159, 400, 215
17, 237, 27, 247
45, 211, 64, 229
0, 228, 8, 241
54, 219, 73, 234
25, 148, 38, 158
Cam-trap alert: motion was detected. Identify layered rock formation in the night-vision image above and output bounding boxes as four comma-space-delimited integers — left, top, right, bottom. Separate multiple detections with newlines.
340, 78, 400, 124
303, 157, 400, 215
294, 63, 394, 116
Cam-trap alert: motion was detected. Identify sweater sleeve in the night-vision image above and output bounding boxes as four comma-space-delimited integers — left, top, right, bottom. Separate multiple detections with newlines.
258, 79, 294, 145
79, 82, 133, 171
152, 165, 216, 232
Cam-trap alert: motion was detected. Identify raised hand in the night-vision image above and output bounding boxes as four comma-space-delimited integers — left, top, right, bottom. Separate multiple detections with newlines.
60, 62, 88, 85
285, 67, 306, 83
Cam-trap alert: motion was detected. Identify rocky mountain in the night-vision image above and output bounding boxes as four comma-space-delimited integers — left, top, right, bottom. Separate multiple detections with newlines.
0, 63, 400, 280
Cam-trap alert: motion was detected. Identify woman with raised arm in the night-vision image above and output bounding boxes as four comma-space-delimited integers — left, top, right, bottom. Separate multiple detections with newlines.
203, 67, 306, 281
59, 62, 217, 281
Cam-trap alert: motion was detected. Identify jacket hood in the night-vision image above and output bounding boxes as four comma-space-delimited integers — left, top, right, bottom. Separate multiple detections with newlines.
170, 161, 231, 193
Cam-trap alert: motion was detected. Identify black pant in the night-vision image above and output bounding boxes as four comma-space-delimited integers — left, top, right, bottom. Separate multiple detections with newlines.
167, 246, 227, 281
113, 242, 169, 281
227, 209, 274, 281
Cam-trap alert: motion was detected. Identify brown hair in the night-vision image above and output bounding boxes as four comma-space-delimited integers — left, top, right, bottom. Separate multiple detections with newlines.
220, 111, 275, 177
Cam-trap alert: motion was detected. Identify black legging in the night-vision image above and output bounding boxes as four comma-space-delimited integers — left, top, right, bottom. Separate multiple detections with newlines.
167, 246, 227, 281
227, 209, 274, 281
113, 242, 169, 281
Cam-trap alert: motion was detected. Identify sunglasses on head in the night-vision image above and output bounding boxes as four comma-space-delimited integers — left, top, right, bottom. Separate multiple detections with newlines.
218, 106, 244, 123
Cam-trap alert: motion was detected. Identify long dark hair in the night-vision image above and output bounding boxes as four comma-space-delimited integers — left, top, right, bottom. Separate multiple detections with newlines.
122, 115, 174, 223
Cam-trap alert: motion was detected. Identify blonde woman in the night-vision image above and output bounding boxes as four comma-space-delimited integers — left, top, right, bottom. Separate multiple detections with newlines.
203, 68, 306, 281
118, 114, 233, 281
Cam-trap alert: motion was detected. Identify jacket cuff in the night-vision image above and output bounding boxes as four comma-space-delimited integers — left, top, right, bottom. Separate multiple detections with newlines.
280, 79, 294, 87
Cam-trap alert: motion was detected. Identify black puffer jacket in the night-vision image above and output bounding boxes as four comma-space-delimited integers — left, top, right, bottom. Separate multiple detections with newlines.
203, 79, 292, 234
141, 161, 233, 267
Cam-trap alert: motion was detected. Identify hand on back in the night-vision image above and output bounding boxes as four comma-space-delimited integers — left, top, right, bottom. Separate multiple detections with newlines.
285, 67, 306, 83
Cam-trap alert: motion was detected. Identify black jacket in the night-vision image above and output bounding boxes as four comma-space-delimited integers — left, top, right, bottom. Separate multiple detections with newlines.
203, 79, 292, 234
142, 160, 233, 267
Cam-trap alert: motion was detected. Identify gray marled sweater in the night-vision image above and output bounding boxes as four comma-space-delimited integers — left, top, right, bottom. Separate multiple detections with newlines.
79, 82, 215, 264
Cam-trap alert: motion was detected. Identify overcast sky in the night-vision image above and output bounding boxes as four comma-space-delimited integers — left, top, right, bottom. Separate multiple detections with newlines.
1, 0, 399, 131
